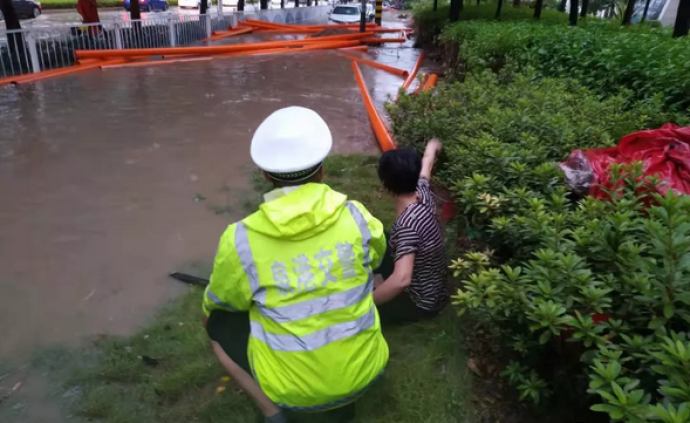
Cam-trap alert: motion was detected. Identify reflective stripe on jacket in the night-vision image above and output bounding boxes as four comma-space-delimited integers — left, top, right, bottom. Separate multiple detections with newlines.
203, 183, 389, 410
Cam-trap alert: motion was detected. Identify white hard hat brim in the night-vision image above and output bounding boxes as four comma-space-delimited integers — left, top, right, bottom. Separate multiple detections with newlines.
250, 107, 333, 173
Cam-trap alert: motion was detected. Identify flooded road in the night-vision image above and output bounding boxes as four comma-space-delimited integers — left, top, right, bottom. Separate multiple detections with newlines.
0, 17, 424, 363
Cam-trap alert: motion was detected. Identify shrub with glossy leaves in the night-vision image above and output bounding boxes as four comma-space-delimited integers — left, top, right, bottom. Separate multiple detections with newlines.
449, 164, 690, 422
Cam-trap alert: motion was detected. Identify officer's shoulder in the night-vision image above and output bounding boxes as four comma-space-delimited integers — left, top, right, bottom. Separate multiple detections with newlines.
217, 221, 242, 245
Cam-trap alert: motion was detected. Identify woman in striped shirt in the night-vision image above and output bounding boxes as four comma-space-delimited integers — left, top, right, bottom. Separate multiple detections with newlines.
374, 139, 448, 323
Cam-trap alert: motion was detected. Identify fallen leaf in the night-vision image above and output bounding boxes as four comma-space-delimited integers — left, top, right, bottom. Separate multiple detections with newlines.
82, 289, 96, 302
221, 376, 230, 382
467, 358, 483, 376
0, 381, 22, 404
216, 386, 226, 394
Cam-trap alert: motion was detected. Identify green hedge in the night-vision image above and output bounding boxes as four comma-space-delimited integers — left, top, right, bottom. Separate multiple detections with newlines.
412, 1, 689, 113
440, 20, 689, 112
412, 1, 567, 45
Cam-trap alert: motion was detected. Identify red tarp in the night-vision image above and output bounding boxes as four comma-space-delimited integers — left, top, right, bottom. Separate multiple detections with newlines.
560, 124, 690, 198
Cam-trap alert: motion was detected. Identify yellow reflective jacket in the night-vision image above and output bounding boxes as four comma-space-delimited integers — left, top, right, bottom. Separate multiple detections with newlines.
203, 183, 389, 410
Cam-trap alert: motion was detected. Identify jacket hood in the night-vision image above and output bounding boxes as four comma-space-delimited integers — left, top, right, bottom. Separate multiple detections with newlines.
243, 183, 348, 240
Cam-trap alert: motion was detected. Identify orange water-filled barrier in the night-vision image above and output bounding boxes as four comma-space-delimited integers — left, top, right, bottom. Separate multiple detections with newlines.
359, 37, 406, 44
219, 40, 360, 57
340, 45, 368, 52
75, 33, 372, 60
414, 73, 428, 94
351, 61, 397, 152
339, 53, 408, 77
422, 74, 438, 92
102, 56, 213, 69
0, 58, 128, 86
401, 52, 424, 91
5, 19, 414, 88
203, 26, 254, 41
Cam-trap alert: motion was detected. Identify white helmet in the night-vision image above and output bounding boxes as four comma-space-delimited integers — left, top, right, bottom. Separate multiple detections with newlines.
250, 107, 332, 179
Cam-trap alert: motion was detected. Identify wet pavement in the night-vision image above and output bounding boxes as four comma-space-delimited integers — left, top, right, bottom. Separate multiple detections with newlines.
0, 13, 422, 364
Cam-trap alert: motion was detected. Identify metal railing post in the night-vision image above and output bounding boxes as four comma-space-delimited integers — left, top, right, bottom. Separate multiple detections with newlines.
25, 31, 42, 73
205, 14, 212, 38
114, 22, 124, 50
169, 16, 177, 47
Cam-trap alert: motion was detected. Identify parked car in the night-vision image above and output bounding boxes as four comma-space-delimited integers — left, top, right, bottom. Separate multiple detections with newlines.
123, 0, 169, 12
178, 0, 214, 9
328, 4, 372, 24
0, 0, 42, 20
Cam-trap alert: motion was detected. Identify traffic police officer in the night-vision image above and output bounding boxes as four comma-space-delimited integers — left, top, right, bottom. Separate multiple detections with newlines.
203, 106, 389, 423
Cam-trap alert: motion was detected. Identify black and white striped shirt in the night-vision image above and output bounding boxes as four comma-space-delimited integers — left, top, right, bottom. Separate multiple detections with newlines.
390, 177, 448, 312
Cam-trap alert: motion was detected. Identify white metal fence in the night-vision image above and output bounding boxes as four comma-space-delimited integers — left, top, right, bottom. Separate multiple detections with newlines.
0, 5, 329, 79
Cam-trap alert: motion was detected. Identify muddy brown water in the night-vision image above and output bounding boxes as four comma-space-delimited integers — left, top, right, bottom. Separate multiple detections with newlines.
0, 16, 426, 421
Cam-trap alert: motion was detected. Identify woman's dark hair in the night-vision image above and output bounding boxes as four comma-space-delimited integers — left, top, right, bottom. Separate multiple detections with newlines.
377, 149, 421, 195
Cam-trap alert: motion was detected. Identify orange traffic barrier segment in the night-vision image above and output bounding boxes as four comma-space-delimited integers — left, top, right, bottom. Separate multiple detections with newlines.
301, 32, 374, 42
351, 61, 397, 152
104, 41, 359, 69
203, 26, 254, 41
370, 27, 410, 33
359, 37, 406, 44
339, 53, 408, 77
219, 40, 360, 57
422, 74, 438, 92
254, 28, 320, 34
401, 51, 424, 91
340, 45, 368, 52
240, 20, 283, 29
414, 73, 428, 94
76, 32, 375, 59
0, 58, 128, 86
102, 56, 213, 69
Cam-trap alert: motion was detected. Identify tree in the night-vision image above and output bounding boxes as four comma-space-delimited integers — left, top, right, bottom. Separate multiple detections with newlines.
129, 0, 141, 21
261, 0, 269, 8
580, 0, 589, 16
0, 0, 23, 59
622, 0, 635, 24
569, 0, 578, 24
558, 0, 567, 12
433, 0, 438, 11
450, 0, 463, 21
534, 0, 544, 18
641, 0, 651, 20
280, 0, 284, 7
496, 0, 504, 17
294, 0, 298, 7
673, 0, 690, 37
200, 0, 208, 14
513, 0, 520, 6
0, 0, 21, 31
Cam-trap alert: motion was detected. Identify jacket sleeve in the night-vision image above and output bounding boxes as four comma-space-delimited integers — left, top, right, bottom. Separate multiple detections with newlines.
202, 224, 253, 317
350, 201, 387, 270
